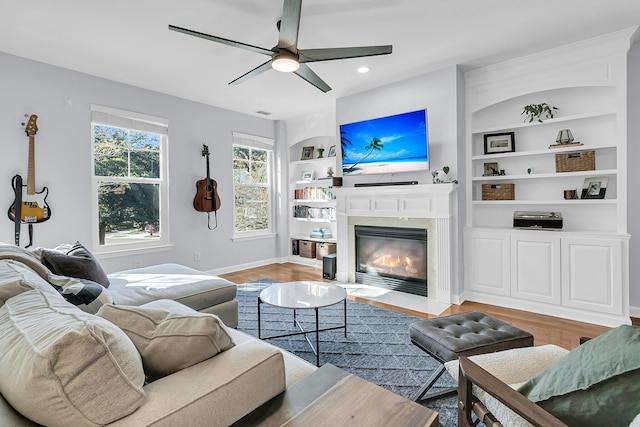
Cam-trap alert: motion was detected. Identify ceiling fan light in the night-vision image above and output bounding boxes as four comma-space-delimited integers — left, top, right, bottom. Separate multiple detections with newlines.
272, 52, 300, 72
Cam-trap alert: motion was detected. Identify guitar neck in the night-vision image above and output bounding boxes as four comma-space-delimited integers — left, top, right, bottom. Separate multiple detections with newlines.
205, 154, 211, 184
26, 135, 36, 195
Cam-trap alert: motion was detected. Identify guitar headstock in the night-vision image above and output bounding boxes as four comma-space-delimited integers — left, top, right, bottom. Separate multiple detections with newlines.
23, 114, 39, 137
202, 144, 210, 157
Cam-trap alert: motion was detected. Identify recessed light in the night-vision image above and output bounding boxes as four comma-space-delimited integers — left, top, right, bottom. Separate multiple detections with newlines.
357, 66, 370, 74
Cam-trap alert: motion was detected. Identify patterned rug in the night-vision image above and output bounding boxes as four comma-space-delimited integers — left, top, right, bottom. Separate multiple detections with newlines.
236, 279, 458, 427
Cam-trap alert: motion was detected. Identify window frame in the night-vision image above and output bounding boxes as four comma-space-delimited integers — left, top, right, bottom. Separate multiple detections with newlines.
232, 132, 275, 240
90, 105, 170, 255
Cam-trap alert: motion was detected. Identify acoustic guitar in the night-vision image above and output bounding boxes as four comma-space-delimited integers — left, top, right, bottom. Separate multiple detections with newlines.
8, 114, 51, 224
193, 144, 221, 213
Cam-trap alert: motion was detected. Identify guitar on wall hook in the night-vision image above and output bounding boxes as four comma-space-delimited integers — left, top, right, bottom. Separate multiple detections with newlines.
193, 143, 220, 229
8, 114, 51, 247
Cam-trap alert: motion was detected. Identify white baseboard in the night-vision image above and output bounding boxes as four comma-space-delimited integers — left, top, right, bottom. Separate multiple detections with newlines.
630, 305, 640, 318
206, 257, 281, 276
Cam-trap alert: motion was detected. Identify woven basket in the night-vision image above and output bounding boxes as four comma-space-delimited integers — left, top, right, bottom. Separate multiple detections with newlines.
482, 183, 515, 200
299, 240, 317, 258
555, 150, 595, 173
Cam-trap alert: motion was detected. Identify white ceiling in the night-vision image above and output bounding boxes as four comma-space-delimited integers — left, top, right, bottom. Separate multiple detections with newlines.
2, 1, 639, 121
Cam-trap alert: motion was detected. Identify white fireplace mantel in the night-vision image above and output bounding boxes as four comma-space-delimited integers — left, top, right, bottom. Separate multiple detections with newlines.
333, 183, 458, 304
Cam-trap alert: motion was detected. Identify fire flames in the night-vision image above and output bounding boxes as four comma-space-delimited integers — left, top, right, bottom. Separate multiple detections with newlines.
368, 252, 418, 276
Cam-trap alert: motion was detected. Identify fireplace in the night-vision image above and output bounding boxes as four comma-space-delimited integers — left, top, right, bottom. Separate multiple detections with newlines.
334, 183, 457, 305
355, 225, 428, 297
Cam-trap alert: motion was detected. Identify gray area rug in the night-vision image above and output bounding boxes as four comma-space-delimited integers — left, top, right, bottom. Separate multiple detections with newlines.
236, 279, 458, 427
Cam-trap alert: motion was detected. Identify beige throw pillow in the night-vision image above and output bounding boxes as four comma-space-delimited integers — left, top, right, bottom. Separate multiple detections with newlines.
0, 290, 145, 427
97, 299, 235, 381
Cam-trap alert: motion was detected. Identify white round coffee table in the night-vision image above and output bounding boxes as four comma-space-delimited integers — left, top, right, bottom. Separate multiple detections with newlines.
258, 281, 347, 366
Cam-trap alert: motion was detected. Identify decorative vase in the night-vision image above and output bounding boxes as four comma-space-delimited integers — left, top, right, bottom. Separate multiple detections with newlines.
317, 148, 325, 158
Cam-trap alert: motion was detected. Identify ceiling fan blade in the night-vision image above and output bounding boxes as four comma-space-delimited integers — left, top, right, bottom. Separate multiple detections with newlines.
294, 64, 331, 93
278, 0, 302, 51
168, 25, 274, 56
298, 45, 392, 63
229, 60, 273, 85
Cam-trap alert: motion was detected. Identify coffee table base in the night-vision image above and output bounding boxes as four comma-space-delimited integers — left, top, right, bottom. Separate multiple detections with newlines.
257, 297, 347, 367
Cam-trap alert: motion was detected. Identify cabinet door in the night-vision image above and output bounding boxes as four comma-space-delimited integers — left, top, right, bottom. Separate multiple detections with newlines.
465, 230, 510, 296
561, 237, 622, 315
511, 234, 561, 304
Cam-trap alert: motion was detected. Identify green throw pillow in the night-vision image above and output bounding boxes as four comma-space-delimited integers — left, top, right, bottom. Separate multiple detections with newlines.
518, 325, 640, 426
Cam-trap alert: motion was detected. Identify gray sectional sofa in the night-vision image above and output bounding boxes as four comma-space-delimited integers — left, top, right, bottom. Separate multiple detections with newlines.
0, 243, 316, 426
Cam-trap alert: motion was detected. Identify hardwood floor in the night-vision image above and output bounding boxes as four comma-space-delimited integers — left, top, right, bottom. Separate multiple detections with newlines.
220, 262, 636, 351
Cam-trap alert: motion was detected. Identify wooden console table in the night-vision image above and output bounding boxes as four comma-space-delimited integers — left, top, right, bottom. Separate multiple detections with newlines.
233, 364, 438, 426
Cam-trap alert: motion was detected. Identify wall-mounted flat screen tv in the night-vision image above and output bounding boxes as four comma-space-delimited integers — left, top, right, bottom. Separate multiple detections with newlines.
340, 109, 428, 176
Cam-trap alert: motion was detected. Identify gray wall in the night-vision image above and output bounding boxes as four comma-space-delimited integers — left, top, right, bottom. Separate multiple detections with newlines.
335, 65, 466, 297
628, 40, 640, 316
0, 52, 280, 274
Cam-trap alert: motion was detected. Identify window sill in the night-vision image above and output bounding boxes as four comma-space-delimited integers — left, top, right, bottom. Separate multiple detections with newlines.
231, 232, 277, 242
94, 243, 174, 259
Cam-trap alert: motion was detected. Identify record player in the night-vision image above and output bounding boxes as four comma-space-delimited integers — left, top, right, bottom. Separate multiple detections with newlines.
513, 211, 563, 230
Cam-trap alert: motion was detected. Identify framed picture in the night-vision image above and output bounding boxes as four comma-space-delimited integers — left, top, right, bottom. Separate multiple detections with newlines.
328, 145, 336, 157
580, 177, 608, 199
484, 132, 515, 155
301, 170, 315, 181
483, 162, 498, 176
301, 146, 314, 160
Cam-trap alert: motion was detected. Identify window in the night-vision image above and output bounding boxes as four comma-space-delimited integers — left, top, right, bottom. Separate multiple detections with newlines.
91, 105, 169, 251
232, 132, 274, 237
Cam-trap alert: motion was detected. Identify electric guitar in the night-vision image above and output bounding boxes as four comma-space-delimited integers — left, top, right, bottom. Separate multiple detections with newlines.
193, 144, 221, 213
8, 114, 51, 224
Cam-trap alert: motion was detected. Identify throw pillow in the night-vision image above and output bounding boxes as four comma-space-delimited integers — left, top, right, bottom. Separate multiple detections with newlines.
0, 289, 145, 427
518, 325, 640, 426
97, 299, 235, 382
58, 278, 114, 314
41, 241, 110, 287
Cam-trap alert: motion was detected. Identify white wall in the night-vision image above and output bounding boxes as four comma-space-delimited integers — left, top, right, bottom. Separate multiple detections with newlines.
628, 40, 640, 316
335, 65, 466, 296
0, 52, 280, 274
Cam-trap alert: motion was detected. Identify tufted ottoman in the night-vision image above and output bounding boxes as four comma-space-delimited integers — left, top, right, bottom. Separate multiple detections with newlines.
409, 311, 533, 402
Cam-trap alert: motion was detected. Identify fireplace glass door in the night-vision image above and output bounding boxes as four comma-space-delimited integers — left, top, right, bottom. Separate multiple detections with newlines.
355, 225, 427, 296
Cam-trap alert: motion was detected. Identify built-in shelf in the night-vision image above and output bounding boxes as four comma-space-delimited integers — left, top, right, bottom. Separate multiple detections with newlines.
471, 111, 616, 135
290, 234, 337, 243
472, 199, 617, 205
471, 143, 616, 161
289, 137, 338, 262
472, 169, 616, 181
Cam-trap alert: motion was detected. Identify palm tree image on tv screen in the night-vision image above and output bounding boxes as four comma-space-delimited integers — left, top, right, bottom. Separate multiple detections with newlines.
340, 109, 429, 176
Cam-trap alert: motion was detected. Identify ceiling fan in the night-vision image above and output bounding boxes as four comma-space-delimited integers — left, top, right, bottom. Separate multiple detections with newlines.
168, 0, 392, 92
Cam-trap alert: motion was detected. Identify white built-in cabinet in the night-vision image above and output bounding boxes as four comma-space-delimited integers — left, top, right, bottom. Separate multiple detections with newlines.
464, 28, 636, 327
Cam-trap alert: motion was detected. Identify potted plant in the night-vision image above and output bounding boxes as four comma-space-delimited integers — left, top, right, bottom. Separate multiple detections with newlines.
521, 103, 559, 123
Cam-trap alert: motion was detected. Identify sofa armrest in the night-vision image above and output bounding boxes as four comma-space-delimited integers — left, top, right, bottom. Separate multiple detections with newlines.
458, 356, 566, 427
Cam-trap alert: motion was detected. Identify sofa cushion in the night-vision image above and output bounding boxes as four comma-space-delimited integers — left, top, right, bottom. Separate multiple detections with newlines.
97, 299, 235, 381
58, 278, 114, 314
107, 263, 237, 311
0, 290, 145, 427
41, 241, 110, 287
518, 325, 640, 427
0, 258, 65, 306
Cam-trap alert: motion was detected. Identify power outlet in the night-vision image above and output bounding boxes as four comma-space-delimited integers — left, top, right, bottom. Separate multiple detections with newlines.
194, 252, 201, 261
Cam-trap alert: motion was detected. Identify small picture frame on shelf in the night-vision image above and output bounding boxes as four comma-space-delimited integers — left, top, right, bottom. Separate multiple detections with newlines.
328, 145, 336, 157
580, 177, 608, 199
484, 132, 515, 155
483, 162, 498, 176
300, 170, 315, 181
301, 146, 314, 160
